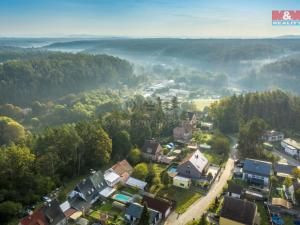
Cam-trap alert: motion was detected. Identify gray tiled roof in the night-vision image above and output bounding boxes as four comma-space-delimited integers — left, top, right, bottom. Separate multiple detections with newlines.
125, 203, 160, 223
243, 158, 272, 177
274, 163, 296, 175
43, 200, 65, 225
221, 196, 256, 225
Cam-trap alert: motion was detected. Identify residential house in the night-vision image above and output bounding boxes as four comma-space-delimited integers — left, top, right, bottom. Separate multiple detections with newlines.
69, 176, 101, 211
274, 163, 297, 178
288, 181, 300, 205
262, 130, 284, 142
104, 170, 121, 187
177, 149, 209, 179
43, 200, 67, 225
242, 158, 272, 187
142, 196, 172, 219
271, 198, 292, 209
141, 139, 163, 161
200, 122, 213, 131
126, 177, 147, 190
19, 209, 48, 225
59, 201, 77, 218
227, 182, 243, 199
173, 175, 191, 189
124, 202, 161, 225
281, 138, 300, 157
220, 196, 257, 225
173, 124, 193, 142
111, 159, 133, 182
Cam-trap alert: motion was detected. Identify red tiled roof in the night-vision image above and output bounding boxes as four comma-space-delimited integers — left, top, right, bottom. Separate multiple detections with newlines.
111, 160, 133, 178
19, 209, 48, 225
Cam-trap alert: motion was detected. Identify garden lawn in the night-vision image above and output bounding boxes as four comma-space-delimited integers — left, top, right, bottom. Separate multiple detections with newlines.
93, 202, 121, 216
158, 186, 201, 214
203, 151, 225, 165
149, 163, 168, 194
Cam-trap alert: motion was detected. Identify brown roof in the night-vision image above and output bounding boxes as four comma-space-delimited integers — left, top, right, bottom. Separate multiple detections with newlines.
63, 208, 77, 218
142, 196, 171, 217
20, 209, 48, 225
220, 196, 256, 225
272, 198, 292, 209
111, 160, 133, 178
141, 140, 162, 155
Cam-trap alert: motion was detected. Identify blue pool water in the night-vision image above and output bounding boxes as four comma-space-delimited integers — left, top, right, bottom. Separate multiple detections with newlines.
168, 166, 177, 173
112, 194, 132, 203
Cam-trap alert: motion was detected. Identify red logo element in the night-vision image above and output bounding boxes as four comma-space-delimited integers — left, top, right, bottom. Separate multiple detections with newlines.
272, 10, 300, 20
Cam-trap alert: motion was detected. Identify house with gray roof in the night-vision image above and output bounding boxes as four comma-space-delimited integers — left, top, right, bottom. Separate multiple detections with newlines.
177, 149, 208, 179
125, 202, 161, 225
43, 200, 67, 225
274, 163, 297, 178
141, 139, 163, 161
242, 158, 272, 187
69, 171, 108, 211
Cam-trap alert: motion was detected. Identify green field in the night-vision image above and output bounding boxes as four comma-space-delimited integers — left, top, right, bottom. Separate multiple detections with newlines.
158, 186, 201, 214
193, 98, 218, 111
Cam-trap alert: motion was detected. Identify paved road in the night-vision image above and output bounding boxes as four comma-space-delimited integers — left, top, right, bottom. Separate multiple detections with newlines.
164, 136, 237, 225
273, 149, 300, 166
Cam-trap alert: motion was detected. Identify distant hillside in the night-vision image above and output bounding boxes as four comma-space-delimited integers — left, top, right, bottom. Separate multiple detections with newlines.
0, 52, 135, 105
46, 38, 300, 66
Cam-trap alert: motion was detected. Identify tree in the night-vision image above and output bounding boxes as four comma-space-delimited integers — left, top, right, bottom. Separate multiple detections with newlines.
0, 201, 22, 224
161, 171, 171, 186
138, 203, 150, 225
292, 168, 300, 179
112, 130, 132, 160
0, 116, 25, 145
76, 120, 112, 170
295, 188, 300, 205
128, 148, 142, 165
211, 135, 230, 155
238, 118, 266, 158
145, 163, 155, 185
283, 177, 292, 187
198, 214, 207, 225
132, 163, 148, 180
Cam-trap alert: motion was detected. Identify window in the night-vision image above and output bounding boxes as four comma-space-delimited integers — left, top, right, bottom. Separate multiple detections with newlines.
180, 183, 184, 187
186, 170, 190, 174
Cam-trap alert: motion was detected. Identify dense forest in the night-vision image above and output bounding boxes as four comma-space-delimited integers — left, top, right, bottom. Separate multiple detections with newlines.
239, 54, 300, 94
0, 94, 184, 224
0, 51, 137, 105
210, 90, 300, 133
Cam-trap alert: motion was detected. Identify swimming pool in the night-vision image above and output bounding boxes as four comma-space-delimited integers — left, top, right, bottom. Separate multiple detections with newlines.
168, 166, 177, 173
112, 194, 132, 203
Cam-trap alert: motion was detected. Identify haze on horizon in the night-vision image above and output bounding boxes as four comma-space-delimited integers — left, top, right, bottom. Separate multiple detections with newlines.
1, 0, 300, 38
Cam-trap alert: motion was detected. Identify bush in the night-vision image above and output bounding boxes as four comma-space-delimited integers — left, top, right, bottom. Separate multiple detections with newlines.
128, 148, 142, 165
132, 163, 148, 180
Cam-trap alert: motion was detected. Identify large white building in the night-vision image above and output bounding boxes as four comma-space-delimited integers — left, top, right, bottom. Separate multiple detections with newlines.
281, 138, 300, 157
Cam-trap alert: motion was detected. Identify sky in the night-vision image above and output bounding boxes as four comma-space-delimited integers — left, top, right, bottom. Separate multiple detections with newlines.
0, 0, 300, 38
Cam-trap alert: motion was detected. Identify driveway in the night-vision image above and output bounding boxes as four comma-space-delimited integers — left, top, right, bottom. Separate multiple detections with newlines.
164, 135, 237, 225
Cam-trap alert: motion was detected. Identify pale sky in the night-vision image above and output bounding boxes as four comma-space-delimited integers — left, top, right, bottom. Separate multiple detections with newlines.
0, 0, 300, 38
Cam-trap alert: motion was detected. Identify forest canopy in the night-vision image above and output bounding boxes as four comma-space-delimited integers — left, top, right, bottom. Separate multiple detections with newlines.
0, 52, 136, 105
